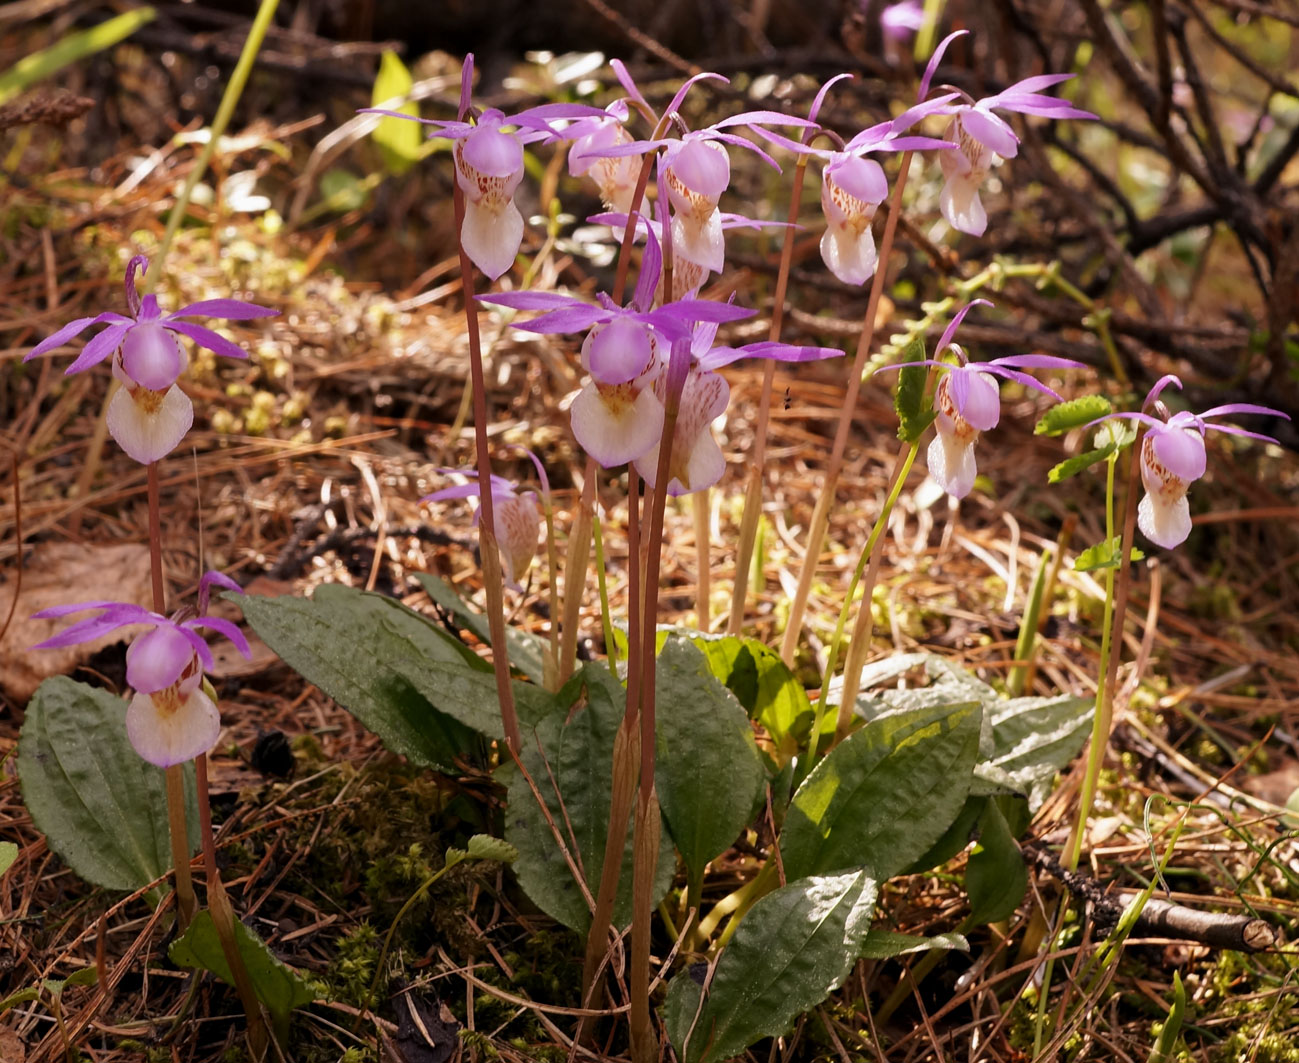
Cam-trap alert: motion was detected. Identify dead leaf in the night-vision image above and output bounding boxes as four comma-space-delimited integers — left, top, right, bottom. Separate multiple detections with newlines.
0, 1028, 27, 1062
0, 543, 152, 705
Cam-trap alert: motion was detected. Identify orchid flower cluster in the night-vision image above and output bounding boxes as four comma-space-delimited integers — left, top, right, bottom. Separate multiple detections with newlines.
31, 573, 250, 767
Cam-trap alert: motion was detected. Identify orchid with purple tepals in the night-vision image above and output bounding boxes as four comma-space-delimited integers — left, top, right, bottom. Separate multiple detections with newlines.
30, 572, 249, 768
479, 229, 753, 470
884, 299, 1085, 499
1090, 375, 1289, 549
423, 453, 550, 590
23, 255, 277, 465
635, 317, 843, 495
758, 79, 956, 286
919, 30, 1097, 236
364, 54, 602, 280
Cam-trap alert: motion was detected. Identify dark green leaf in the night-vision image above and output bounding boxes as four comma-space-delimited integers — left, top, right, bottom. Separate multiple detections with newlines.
170, 910, 315, 1041
894, 335, 936, 443
781, 700, 982, 880
1048, 447, 1113, 483
237, 588, 556, 768
857, 930, 969, 959
973, 693, 1094, 808
668, 869, 877, 1063
1035, 395, 1113, 436
18, 677, 197, 892
965, 800, 1027, 924
655, 639, 767, 882
416, 573, 549, 683
505, 665, 673, 932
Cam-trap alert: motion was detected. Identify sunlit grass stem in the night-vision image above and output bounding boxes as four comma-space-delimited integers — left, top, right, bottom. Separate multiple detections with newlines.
693, 489, 711, 629
779, 150, 916, 666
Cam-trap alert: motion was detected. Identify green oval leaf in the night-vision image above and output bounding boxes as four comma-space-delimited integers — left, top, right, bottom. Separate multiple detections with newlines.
780, 700, 982, 881
965, 799, 1027, 924
667, 869, 878, 1063
655, 639, 767, 884
894, 335, 937, 443
18, 677, 197, 892
1035, 395, 1112, 436
370, 50, 421, 176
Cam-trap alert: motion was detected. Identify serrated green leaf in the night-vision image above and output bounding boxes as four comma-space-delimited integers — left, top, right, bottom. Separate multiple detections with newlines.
416, 573, 549, 683
857, 929, 969, 959
170, 910, 315, 1042
1035, 395, 1113, 436
965, 799, 1027, 924
894, 335, 936, 443
655, 639, 767, 884
505, 665, 673, 932
0, 841, 16, 877
1048, 446, 1114, 483
780, 700, 982, 880
668, 869, 877, 1063
466, 835, 517, 863
237, 587, 557, 768
0, 987, 39, 1013
18, 677, 198, 892
1074, 538, 1145, 573
370, 51, 421, 176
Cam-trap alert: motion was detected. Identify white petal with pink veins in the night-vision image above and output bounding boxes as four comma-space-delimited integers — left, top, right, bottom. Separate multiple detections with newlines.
492, 491, 541, 589
939, 173, 988, 236
927, 429, 978, 499
571, 381, 665, 468
461, 198, 524, 280
125, 685, 221, 767
637, 369, 729, 494
1138, 492, 1192, 549
107, 384, 194, 465
820, 223, 878, 286
672, 211, 725, 274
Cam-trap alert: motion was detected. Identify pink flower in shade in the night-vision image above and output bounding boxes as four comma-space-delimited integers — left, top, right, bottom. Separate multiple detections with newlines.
919, 30, 1096, 236
634, 317, 843, 495
880, 0, 925, 40
479, 228, 754, 470
423, 452, 550, 590
30, 572, 249, 767
23, 256, 277, 465
757, 77, 955, 286
1089, 375, 1289, 549
364, 54, 602, 280
883, 299, 1085, 499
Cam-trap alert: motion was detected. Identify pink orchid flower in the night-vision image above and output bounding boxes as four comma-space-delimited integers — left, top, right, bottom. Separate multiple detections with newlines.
364, 54, 602, 280
883, 299, 1085, 498
757, 77, 955, 286
635, 317, 843, 495
31, 572, 249, 767
880, 0, 925, 40
566, 98, 647, 216
423, 451, 550, 589
920, 30, 1096, 236
1091, 375, 1289, 549
479, 228, 753, 470
23, 256, 276, 464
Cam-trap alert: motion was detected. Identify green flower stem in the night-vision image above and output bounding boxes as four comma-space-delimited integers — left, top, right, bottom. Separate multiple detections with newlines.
727, 153, 812, 635
693, 488, 711, 629
779, 150, 916, 667
593, 512, 617, 682
806, 441, 918, 761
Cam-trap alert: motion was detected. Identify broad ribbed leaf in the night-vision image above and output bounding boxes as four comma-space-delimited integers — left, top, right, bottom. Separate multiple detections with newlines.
18, 677, 197, 891
1035, 395, 1112, 435
973, 692, 1094, 808
781, 700, 982, 880
966, 799, 1027, 924
894, 335, 936, 443
416, 573, 548, 683
655, 638, 767, 883
505, 665, 674, 931
667, 869, 877, 1063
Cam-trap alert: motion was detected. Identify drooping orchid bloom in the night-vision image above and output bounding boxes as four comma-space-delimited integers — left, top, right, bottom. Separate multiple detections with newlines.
635, 317, 843, 495
569, 67, 815, 277
478, 228, 753, 469
920, 30, 1096, 236
566, 99, 646, 216
30, 572, 249, 767
880, 0, 925, 40
23, 256, 277, 464
757, 77, 955, 286
423, 451, 550, 589
1090, 375, 1289, 549
882, 299, 1085, 499
363, 54, 602, 280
